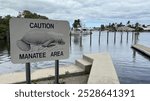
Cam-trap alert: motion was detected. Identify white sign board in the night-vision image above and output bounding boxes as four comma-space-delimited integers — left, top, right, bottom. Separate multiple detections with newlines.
10, 18, 70, 63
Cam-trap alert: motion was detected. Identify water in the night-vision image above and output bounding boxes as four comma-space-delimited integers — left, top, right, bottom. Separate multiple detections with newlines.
0, 31, 150, 84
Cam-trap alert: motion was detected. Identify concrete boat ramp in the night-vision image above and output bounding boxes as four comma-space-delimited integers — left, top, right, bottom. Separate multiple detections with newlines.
0, 53, 120, 84
132, 44, 150, 57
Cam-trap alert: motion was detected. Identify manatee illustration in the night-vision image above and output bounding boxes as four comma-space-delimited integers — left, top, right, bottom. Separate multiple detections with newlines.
16, 30, 65, 51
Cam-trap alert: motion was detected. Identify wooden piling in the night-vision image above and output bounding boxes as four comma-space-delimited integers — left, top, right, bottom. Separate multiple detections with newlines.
90, 30, 92, 46
107, 31, 109, 44
114, 31, 116, 44
126, 31, 129, 43
120, 32, 123, 44
99, 29, 101, 44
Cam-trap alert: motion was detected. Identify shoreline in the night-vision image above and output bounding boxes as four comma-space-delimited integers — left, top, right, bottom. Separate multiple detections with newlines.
0, 64, 84, 84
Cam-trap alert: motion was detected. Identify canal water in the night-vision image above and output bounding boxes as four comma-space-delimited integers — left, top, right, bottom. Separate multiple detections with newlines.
0, 31, 150, 84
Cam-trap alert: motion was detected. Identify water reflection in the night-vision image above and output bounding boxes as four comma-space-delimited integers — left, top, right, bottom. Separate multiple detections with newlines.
0, 40, 7, 52
73, 34, 79, 44
132, 49, 136, 62
132, 48, 150, 62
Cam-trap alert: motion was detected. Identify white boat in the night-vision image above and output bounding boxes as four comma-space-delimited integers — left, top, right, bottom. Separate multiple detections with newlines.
71, 27, 91, 35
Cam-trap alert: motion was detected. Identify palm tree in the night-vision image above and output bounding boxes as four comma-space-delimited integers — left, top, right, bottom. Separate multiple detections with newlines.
127, 21, 131, 27
127, 21, 130, 25
72, 19, 82, 28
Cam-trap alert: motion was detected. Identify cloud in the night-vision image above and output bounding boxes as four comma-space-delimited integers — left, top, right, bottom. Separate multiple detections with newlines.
0, 0, 150, 25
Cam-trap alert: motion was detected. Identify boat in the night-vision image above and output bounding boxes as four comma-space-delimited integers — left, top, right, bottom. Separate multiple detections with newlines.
71, 27, 91, 35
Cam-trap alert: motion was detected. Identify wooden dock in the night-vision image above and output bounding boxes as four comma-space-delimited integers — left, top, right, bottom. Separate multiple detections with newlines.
131, 44, 150, 57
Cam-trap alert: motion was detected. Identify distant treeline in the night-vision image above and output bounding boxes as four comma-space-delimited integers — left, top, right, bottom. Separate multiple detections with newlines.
0, 10, 48, 40
100, 21, 146, 32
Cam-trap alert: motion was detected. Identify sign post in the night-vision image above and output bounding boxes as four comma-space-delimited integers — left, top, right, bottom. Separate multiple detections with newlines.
25, 63, 31, 84
55, 60, 59, 84
10, 18, 70, 84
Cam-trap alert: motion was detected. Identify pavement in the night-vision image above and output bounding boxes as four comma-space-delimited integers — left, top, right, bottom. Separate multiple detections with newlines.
0, 64, 84, 84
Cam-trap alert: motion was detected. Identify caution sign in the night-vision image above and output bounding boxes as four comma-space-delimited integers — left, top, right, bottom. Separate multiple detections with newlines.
9, 18, 70, 63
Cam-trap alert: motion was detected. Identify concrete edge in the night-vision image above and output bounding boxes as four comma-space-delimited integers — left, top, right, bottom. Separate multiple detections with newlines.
131, 44, 150, 57
14, 71, 86, 84
85, 53, 120, 84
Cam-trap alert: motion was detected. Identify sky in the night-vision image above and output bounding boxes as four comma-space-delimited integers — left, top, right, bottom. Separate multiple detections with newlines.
0, 0, 150, 27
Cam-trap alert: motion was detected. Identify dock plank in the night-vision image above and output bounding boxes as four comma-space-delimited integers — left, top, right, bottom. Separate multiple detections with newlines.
132, 44, 150, 57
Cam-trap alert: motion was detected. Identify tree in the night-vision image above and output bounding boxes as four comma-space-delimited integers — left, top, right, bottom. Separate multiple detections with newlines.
111, 23, 115, 27
72, 19, 82, 28
135, 22, 143, 32
108, 23, 111, 27
135, 22, 139, 28
127, 20, 131, 27
100, 24, 105, 31
18, 10, 48, 19
127, 20, 130, 25
0, 10, 49, 40
0, 24, 7, 39
118, 22, 123, 27
0, 15, 12, 40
